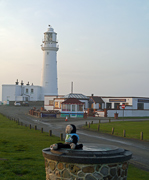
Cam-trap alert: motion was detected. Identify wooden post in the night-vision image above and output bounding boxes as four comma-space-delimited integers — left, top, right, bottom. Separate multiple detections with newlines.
88, 122, 90, 128
140, 132, 143, 140
112, 127, 114, 135
99, 120, 100, 124
60, 133, 63, 141
85, 122, 87, 126
91, 121, 93, 124
109, 119, 111, 123
29, 124, 31, 129
97, 125, 100, 131
123, 130, 126, 137
34, 125, 37, 130
49, 130, 52, 136
41, 128, 43, 133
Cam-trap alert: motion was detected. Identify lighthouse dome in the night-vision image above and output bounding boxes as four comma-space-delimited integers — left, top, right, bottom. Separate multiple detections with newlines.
47, 25, 54, 32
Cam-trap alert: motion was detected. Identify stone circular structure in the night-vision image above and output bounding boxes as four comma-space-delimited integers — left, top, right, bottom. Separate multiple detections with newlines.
42, 143, 132, 180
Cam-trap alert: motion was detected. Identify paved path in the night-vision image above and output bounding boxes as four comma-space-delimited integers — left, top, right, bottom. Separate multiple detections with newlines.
0, 106, 149, 171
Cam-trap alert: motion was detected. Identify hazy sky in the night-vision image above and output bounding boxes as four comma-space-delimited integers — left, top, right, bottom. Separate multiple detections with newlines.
0, 0, 149, 100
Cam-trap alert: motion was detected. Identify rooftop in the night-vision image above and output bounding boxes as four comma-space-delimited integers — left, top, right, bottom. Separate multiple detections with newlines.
63, 93, 89, 99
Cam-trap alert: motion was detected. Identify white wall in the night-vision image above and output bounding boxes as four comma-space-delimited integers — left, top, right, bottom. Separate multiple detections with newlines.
24, 85, 42, 101
2, 84, 43, 101
132, 98, 138, 109
96, 111, 104, 117
2, 85, 16, 101
107, 109, 149, 117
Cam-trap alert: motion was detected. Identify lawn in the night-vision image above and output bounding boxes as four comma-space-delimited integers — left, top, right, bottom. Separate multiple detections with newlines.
0, 114, 149, 179
84, 121, 149, 141
0, 114, 63, 180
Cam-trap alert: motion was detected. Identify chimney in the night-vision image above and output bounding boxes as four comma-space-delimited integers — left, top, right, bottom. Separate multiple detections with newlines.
15, 79, 19, 85
71, 82, 73, 94
21, 80, 24, 86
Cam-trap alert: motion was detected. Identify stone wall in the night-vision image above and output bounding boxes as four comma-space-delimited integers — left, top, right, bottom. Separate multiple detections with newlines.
44, 158, 129, 180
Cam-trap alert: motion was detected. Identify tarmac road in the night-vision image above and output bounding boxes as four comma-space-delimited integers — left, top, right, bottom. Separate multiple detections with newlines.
0, 105, 149, 171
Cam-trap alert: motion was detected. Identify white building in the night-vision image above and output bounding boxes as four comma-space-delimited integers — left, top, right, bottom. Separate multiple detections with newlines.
89, 96, 149, 117
2, 25, 59, 103
2, 80, 42, 102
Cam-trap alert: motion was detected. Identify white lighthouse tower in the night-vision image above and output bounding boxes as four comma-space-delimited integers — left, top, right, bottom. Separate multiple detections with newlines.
41, 25, 59, 98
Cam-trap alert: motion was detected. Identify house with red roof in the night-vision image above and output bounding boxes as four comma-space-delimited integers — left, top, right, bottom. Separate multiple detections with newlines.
61, 98, 85, 118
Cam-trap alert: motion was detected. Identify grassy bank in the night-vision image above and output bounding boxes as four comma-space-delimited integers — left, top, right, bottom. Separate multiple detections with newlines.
84, 121, 149, 141
0, 114, 149, 179
0, 114, 63, 180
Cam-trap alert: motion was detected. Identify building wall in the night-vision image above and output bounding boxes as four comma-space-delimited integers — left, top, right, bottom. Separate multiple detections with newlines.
44, 95, 57, 111
102, 97, 133, 109
2, 85, 16, 101
107, 109, 149, 117
24, 85, 42, 101
2, 84, 43, 102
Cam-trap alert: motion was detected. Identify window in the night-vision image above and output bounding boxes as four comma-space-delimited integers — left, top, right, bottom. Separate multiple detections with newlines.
99, 104, 101, 109
62, 104, 67, 111
106, 103, 111, 109
26, 89, 28, 93
49, 100, 54, 106
67, 104, 71, 111
55, 102, 59, 108
31, 89, 34, 93
77, 105, 83, 111
114, 103, 120, 109
72, 105, 75, 111
137, 103, 144, 110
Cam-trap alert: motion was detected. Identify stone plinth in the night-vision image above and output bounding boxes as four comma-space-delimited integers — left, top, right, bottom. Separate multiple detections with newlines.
42, 144, 132, 180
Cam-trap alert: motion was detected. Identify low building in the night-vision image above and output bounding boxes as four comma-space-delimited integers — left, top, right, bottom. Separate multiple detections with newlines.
2, 80, 43, 102
44, 93, 89, 111
92, 96, 149, 117
89, 96, 105, 110
61, 98, 85, 118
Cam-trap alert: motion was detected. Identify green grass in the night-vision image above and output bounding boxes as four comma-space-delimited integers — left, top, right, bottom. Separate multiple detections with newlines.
0, 114, 63, 180
0, 114, 149, 179
85, 121, 149, 141
117, 116, 149, 119
127, 164, 149, 180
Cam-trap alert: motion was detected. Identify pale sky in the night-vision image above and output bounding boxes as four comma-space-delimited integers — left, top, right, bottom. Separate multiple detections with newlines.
0, 0, 149, 100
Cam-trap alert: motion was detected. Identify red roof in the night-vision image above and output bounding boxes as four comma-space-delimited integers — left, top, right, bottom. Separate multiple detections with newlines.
62, 98, 84, 105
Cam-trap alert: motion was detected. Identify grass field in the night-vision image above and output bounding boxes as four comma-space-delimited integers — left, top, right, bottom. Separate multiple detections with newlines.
0, 114, 149, 179
115, 117, 149, 119
0, 114, 63, 180
84, 121, 149, 141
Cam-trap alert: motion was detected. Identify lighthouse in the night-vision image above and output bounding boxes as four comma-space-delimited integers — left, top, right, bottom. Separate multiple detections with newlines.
41, 25, 59, 98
